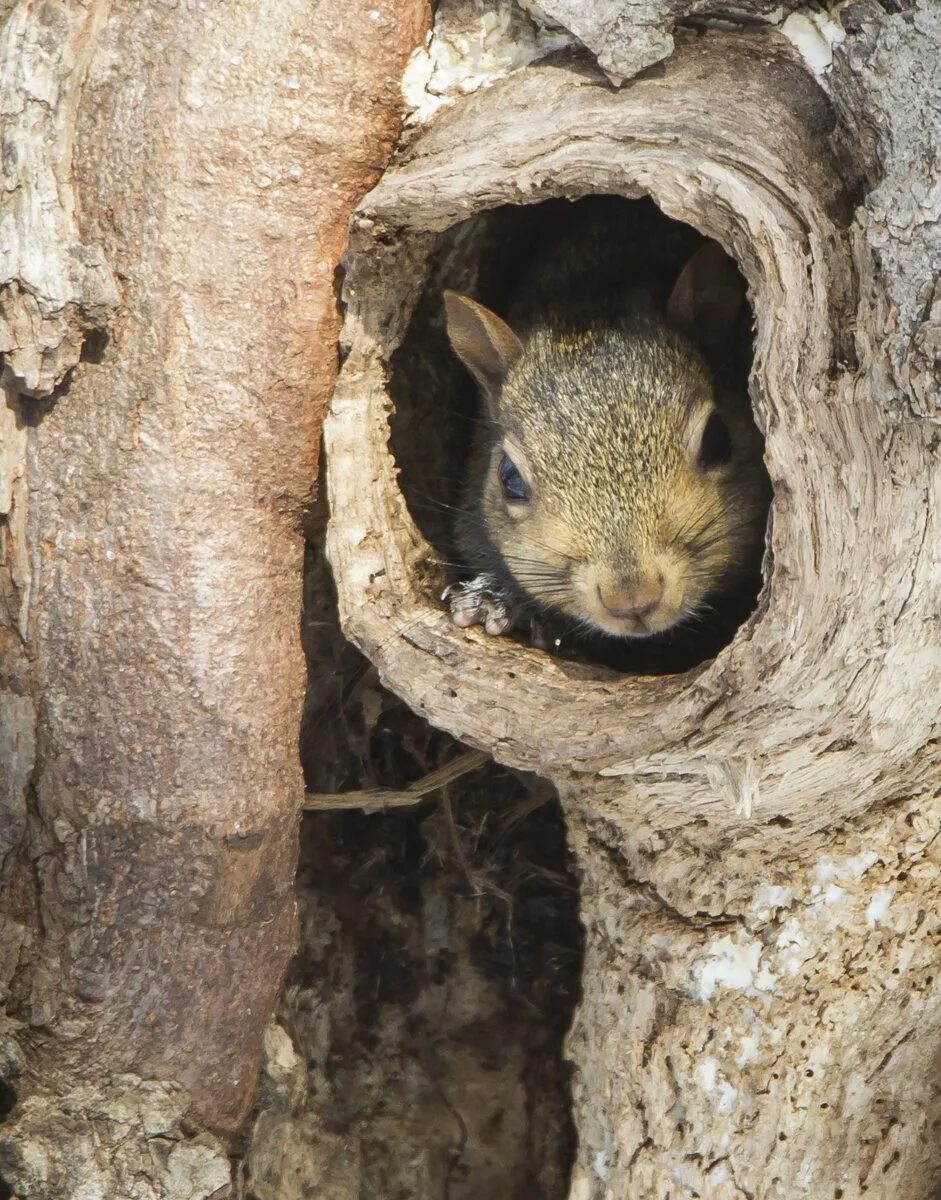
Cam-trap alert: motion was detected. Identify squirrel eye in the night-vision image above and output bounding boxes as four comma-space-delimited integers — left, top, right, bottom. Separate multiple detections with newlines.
498, 453, 531, 502
697, 411, 733, 469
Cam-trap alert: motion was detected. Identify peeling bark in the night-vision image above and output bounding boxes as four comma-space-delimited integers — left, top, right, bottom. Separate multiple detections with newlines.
531, 0, 803, 82
0, 0, 118, 397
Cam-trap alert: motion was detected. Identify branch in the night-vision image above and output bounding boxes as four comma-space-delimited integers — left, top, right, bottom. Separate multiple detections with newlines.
305, 748, 490, 812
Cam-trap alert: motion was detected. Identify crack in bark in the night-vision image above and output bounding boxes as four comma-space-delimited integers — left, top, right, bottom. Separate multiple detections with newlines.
893, 493, 930, 624
865, 1028, 916, 1085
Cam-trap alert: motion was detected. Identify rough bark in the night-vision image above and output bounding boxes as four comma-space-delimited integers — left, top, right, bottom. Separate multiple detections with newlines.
0, 0, 428, 1195
530, 0, 803, 82
0, 0, 118, 397
326, 9, 941, 1197
2, 0, 938, 1196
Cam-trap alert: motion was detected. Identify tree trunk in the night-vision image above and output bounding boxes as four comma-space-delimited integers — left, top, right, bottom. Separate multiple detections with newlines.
325, 4, 941, 1197
3, 1, 940, 1198
0, 1, 427, 1195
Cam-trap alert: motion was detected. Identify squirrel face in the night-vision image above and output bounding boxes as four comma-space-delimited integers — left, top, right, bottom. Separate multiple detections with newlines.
444, 242, 770, 641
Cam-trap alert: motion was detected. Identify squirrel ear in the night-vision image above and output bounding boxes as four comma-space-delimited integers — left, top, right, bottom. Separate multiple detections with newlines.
666, 242, 745, 350
444, 291, 523, 406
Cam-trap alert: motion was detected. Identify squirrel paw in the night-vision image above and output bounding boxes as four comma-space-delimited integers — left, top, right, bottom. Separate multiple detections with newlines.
443, 575, 515, 636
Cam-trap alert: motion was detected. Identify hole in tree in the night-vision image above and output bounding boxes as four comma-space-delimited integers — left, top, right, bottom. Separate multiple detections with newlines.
0, 1080, 18, 1198
0, 1083, 16, 1123
390, 195, 770, 675
79, 328, 111, 365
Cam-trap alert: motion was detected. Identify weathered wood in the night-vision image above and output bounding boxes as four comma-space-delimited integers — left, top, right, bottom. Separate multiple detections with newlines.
2, 0, 939, 1194
0, 0, 118, 397
327, 33, 929, 834
326, 22, 941, 1198
533, 0, 803, 82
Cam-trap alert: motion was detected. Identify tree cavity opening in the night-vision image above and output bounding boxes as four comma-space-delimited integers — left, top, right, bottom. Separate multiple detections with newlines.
389, 194, 771, 676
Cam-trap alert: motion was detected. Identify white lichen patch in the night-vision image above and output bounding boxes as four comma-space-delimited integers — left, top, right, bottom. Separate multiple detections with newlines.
842, 850, 882, 879
775, 918, 809, 976
866, 887, 893, 927
812, 857, 837, 890
750, 884, 794, 920
695, 1057, 738, 1114
812, 850, 880, 893
693, 934, 770, 1001
696, 1056, 717, 1092
402, 0, 574, 121
591, 1127, 613, 1182
736, 1033, 761, 1067
716, 1079, 738, 1114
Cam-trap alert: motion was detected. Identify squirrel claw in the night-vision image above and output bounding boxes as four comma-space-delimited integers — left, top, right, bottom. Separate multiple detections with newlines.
443, 576, 514, 636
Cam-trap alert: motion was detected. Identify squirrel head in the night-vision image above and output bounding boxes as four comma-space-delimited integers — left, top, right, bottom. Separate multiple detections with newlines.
444, 243, 769, 640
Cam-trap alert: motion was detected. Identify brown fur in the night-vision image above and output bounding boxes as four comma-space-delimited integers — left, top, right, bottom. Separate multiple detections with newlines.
445, 228, 771, 643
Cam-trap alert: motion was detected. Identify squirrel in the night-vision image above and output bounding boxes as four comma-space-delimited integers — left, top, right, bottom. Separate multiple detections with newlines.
440, 200, 771, 664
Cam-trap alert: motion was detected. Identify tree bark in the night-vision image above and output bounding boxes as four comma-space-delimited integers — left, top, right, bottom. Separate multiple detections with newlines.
3, 0, 940, 1196
326, 6, 941, 1197
0, 1, 427, 1195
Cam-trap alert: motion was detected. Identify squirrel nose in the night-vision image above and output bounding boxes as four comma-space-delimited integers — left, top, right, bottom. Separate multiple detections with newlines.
598, 575, 664, 621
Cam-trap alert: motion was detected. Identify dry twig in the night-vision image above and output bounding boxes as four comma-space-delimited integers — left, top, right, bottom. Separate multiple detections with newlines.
304, 748, 490, 812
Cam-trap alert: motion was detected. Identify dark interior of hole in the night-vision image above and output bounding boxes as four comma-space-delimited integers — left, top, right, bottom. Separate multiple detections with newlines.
254, 496, 583, 1200
0, 1083, 16, 1125
389, 194, 770, 674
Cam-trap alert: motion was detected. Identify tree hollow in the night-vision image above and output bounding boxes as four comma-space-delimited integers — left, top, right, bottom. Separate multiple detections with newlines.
324, 34, 934, 844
